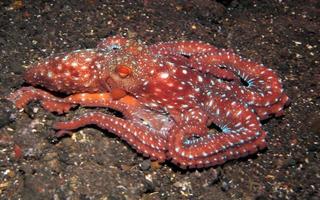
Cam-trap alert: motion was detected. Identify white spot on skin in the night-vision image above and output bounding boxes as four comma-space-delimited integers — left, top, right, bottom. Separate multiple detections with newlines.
47, 71, 53, 78
159, 72, 169, 79
182, 69, 187, 74
167, 105, 174, 109
81, 65, 88, 70
64, 71, 70, 76
143, 81, 149, 86
149, 103, 158, 107
167, 82, 174, 87
71, 62, 78, 67
197, 75, 203, 82
236, 110, 242, 116
85, 57, 92, 62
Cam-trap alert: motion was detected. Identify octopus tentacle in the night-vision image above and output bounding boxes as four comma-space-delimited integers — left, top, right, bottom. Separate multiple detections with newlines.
189, 59, 238, 80
8, 86, 171, 156
7, 88, 132, 115
193, 51, 284, 108
169, 128, 266, 168
149, 41, 287, 118
8, 87, 172, 147
7, 87, 74, 114
149, 42, 237, 80
178, 107, 209, 136
65, 93, 140, 116
65, 92, 174, 139
252, 93, 290, 120
149, 40, 218, 56
167, 96, 267, 168
53, 112, 167, 160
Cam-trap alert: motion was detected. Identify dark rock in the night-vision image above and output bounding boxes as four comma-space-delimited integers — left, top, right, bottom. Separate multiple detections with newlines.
310, 117, 320, 135
139, 159, 151, 171
281, 158, 297, 169
0, 99, 16, 128
221, 181, 231, 192
255, 194, 268, 200
207, 168, 221, 186
307, 144, 319, 152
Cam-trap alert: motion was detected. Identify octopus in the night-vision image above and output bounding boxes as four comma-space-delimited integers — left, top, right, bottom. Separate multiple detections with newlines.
7, 36, 289, 168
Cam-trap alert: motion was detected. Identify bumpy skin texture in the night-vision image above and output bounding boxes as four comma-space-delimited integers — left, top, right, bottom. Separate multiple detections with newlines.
8, 36, 289, 168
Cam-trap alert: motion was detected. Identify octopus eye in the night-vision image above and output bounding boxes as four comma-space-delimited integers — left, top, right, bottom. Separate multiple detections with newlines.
116, 65, 132, 78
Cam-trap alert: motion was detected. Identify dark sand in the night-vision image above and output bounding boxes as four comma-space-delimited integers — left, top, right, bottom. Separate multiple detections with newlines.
0, 1, 319, 199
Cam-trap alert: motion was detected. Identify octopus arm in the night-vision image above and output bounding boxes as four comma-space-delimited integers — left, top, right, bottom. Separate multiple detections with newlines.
7, 87, 75, 114
149, 41, 237, 80
195, 51, 285, 107
148, 40, 219, 56
167, 96, 267, 168
53, 112, 167, 161
251, 93, 290, 120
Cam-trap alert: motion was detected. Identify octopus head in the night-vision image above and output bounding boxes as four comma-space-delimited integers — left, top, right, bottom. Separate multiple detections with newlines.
101, 51, 150, 100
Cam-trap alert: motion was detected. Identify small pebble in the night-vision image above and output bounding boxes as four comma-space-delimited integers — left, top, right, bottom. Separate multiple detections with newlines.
0, 99, 15, 128
139, 159, 151, 171
47, 159, 61, 173
221, 181, 231, 192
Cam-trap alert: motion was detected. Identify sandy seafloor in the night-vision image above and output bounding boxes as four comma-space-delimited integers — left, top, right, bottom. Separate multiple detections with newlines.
0, 1, 319, 199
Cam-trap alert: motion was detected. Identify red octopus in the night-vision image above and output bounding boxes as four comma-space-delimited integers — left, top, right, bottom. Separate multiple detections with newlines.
7, 36, 289, 168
